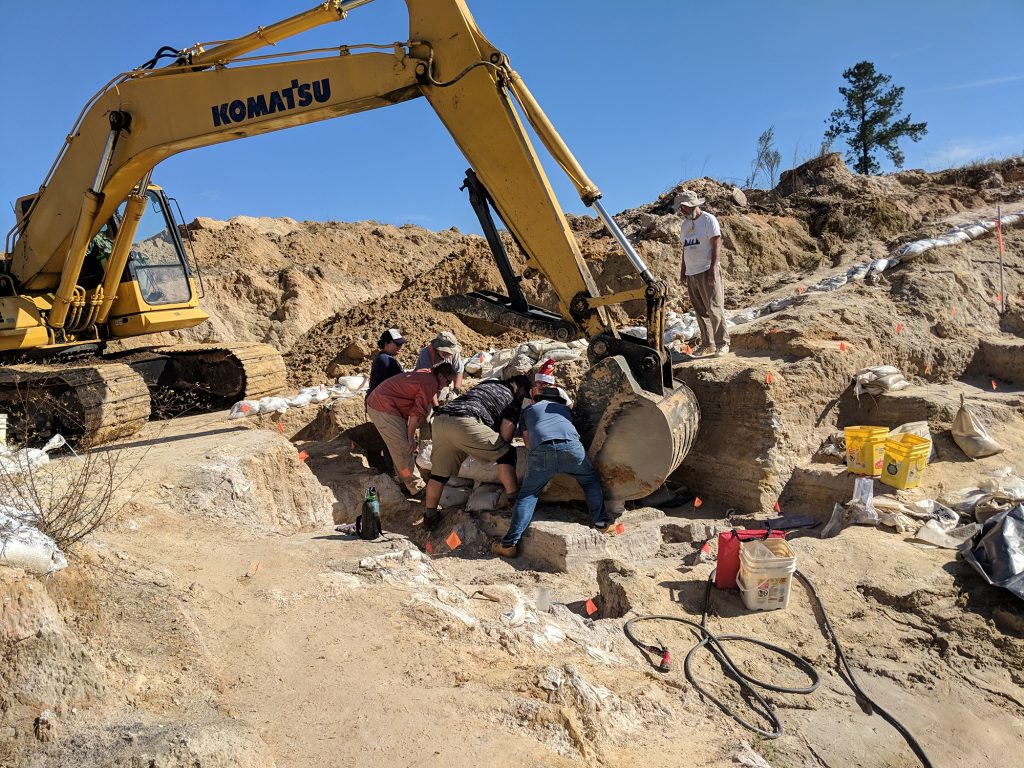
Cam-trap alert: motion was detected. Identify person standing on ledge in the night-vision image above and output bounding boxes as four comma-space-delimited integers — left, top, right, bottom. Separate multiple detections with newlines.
676, 189, 729, 357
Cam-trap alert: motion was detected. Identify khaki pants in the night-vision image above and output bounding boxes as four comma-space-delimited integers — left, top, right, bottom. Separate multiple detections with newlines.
430, 414, 510, 479
367, 407, 426, 494
686, 265, 729, 348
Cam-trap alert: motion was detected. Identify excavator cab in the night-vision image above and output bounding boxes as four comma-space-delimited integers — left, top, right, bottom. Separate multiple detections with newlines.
105, 187, 208, 337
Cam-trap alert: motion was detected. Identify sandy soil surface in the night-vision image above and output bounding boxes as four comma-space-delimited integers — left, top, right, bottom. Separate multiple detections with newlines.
3, 155, 1024, 767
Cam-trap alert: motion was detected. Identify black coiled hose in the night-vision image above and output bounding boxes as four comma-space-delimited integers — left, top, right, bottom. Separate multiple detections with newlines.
623, 569, 933, 767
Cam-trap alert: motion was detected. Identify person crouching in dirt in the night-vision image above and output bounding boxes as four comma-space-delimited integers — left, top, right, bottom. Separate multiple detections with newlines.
491, 387, 611, 558
365, 362, 456, 498
676, 190, 729, 357
421, 375, 533, 530
416, 331, 464, 395
367, 328, 407, 396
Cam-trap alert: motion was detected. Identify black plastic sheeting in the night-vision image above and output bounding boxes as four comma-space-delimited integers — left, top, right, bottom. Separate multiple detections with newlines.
960, 504, 1024, 600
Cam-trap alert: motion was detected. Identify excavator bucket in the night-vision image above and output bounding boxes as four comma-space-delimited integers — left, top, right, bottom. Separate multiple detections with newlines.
573, 356, 700, 504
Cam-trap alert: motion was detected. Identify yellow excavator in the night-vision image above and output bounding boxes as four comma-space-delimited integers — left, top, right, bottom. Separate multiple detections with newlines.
1, 0, 698, 503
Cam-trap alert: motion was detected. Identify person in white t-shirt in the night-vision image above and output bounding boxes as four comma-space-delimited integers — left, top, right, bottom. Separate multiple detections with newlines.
676, 189, 729, 356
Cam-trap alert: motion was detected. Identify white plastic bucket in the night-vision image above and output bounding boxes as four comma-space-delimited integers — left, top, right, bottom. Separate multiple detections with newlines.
737, 569, 794, 611
738, 538, 796, 611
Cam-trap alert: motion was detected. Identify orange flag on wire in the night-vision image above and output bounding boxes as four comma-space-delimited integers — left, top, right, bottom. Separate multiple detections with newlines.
997, 217, 1005, 254
446, 530, 461, 550
585, 598, 598, 616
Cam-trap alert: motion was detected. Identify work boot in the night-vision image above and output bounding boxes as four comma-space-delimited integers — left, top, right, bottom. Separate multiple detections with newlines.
691, 344, 714, 358
714, 344, 730, 357
491, 541, 518, 558
595, 522, 617, 534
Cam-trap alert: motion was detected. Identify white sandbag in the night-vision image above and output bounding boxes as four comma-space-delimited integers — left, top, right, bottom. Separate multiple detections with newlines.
457, 446, 527, 483
285, 392, 313, 408
500, 353, 536, 378
463, 350, 493, 376
296, 385, 331, 403
257, 396, 289, 414
867, 258, 890, 274
0, 433, 66, 474
458, 455, 501, 483
952, 394, 1004, 459
336, 375, 366, 392
847, 264, 871, 280
328, 386, 360, 399
466, 482, 505, 512
728, 308, 761, 325
229, 400, 260, 419
894, 241, 932, 260
768, 297, 796, 312
439, 484, 472, 509
0, 510, 67, 575
852, 366, 909, 397
963, 224, 987, 239
416, 440, 433, 472
810, 274, 848, 292
544, 348, 583, 363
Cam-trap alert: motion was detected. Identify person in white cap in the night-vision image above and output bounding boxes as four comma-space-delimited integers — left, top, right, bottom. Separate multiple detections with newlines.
416, 331, 465, 392
367, 328, 407, 396
675, 189, 729, 357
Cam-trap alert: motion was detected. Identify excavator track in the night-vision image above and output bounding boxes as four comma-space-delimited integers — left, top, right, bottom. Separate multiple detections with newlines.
148, 342, 287, 403
0, 342, 285, 447
0, 362, 151, 447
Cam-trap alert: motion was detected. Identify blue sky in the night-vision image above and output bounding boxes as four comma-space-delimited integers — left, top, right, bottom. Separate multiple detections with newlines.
2, 1, 1022, 235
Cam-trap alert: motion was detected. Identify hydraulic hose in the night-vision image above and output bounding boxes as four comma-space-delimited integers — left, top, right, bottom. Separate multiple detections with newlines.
623, 569, 933, 768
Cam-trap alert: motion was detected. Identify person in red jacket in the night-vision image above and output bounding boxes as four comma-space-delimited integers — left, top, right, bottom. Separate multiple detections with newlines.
366, 362, 455, 496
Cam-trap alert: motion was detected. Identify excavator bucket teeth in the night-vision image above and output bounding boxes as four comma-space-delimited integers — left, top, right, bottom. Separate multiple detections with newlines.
574, 356, 699, 502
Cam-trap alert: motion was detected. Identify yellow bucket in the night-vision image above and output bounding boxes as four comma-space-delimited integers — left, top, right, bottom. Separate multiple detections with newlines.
844, 426, 889, 476
879, 433, 931, 490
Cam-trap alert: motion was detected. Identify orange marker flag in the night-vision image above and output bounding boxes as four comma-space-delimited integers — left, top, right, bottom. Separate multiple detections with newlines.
694, 497, 703, 508
700, 540, 711, 555
839, 342, 848, 351
798, 286, 807, 294
446, 530, 461, 550
297, 450, 309, 463
951, 307, 957, 318
684, 343, 693, 355
425, 541, 433, 555
997, 216, 1005, 254
770, 327, 780, 334
773, 500, 781, 513
924, 365, 932, 376
585, 598, 598, 616
895, 323, 903, 334
766, 372, 774, 385
614, 522, 625, 535
992, 379, 998, 391
277, 422, 285, 433
240, 403, 251, 414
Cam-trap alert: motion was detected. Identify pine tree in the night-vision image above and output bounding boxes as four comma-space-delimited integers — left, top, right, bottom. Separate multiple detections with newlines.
825, 61, 927, 175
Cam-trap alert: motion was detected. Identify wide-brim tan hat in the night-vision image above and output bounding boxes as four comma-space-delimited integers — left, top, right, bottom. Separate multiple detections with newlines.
674, 189, 705, 208
431, 331, 461, 356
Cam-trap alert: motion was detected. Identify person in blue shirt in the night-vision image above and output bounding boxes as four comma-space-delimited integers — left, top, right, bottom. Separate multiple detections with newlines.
367, 328, 406, 396
491, 386, 610, 558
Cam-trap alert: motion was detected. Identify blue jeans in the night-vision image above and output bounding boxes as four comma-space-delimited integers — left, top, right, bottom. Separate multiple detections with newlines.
502, 440, 606, 547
